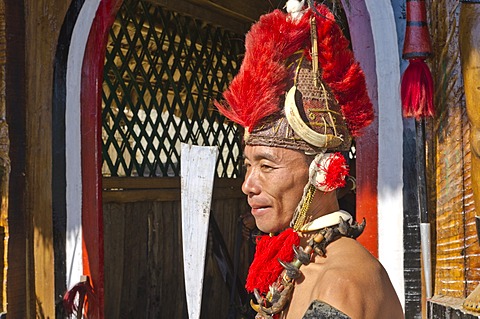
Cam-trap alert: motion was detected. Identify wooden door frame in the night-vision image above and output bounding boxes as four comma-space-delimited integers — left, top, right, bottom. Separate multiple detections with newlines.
81, 0, 122, 317
5, 0, 28, 317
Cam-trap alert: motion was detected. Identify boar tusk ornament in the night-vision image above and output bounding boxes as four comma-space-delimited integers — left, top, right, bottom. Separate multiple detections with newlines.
284, 86, 343, 149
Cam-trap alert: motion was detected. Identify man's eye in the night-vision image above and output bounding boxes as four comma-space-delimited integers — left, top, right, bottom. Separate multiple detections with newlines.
261, 164, 274, 171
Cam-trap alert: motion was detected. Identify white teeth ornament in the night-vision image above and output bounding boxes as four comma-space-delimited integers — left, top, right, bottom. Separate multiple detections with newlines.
285, 0, 305, 20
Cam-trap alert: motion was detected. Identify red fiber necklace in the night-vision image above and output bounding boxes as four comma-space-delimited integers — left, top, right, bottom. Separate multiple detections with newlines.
245, 228, 300, 294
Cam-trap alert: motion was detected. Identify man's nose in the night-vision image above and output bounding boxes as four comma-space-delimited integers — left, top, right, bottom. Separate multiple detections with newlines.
242, 169, 260, 196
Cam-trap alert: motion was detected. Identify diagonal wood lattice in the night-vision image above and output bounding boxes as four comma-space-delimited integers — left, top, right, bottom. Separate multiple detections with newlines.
102, 0, 244, 178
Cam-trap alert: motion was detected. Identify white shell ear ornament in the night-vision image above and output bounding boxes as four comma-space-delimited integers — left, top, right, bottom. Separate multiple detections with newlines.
309, 152, 349, 193
291, 152, 349, 230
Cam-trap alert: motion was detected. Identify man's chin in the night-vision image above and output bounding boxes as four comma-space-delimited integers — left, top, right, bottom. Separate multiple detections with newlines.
255, 220, 286, 234
255, 222, 271, 234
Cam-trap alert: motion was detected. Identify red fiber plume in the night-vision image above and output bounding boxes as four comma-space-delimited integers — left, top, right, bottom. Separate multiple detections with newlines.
312, 6, 374, 136
215, 10, 310, 132
401, 58, 434, 119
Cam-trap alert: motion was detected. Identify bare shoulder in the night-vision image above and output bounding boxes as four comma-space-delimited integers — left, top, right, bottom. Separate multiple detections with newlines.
306, 237, 404, 319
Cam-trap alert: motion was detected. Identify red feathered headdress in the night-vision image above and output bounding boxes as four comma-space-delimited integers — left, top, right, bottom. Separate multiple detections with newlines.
215, 3, 373, 152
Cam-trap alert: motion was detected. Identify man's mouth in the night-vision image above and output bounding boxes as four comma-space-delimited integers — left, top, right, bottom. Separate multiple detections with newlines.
249, 204, 271, 216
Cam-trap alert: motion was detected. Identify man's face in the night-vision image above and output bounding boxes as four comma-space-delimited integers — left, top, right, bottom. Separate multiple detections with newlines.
242, 145, 309, 233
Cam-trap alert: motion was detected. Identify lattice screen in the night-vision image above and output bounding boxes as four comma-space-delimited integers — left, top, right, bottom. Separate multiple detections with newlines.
102, 0, 244, 178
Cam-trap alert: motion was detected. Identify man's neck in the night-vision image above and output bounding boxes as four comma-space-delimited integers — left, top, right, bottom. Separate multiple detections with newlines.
306, 190, 340, 221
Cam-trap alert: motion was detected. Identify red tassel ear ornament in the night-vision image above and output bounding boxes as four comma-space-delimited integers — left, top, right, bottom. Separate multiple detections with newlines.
309, 152, 349, 192
401, 0, 434, 119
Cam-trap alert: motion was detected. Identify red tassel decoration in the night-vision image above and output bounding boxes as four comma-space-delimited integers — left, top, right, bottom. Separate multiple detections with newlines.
63, 276, 97, 319
245, 228, 300, 294
401, 0, 434, 119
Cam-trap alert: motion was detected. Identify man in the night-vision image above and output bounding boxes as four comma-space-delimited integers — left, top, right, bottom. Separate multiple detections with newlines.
242, 146, 403, 319
216, 1, 404, 318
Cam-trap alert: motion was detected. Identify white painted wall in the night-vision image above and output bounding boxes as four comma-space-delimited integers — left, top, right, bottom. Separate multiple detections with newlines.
65, 0, 101, 290
364, 0, 405, 309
